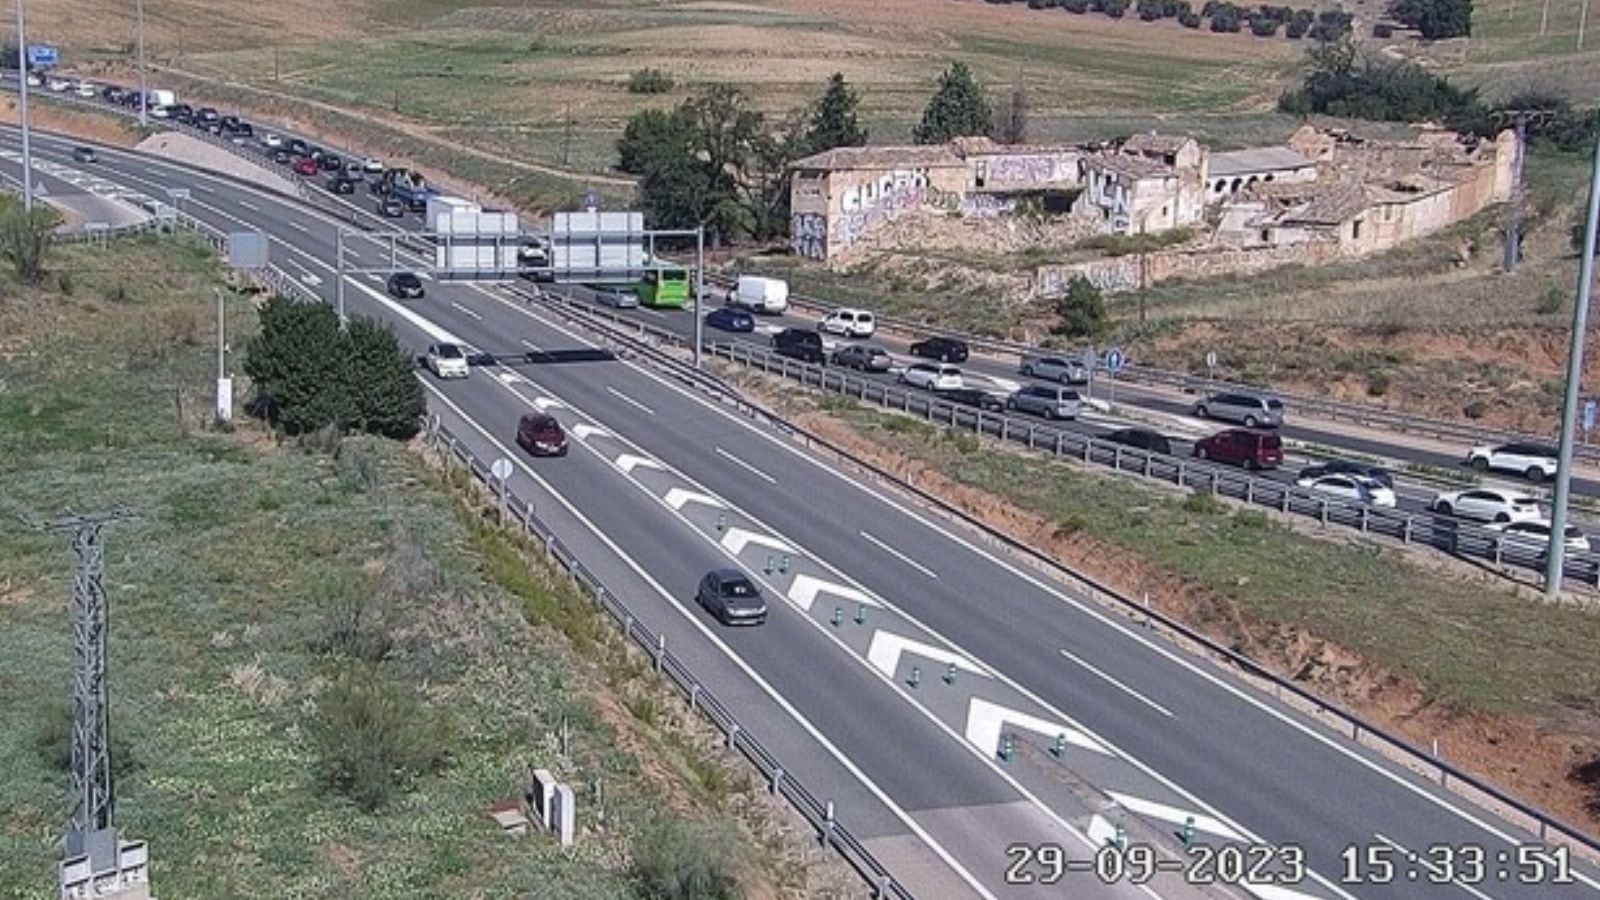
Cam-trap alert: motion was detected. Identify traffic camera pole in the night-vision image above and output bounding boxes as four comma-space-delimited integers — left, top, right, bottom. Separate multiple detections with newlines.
1543, 129, 1600, 598
15, 0, 33, 210
694, 227, 705, 370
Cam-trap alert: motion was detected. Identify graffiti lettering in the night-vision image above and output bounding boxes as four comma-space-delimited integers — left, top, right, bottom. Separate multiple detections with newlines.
960, 194, 1015, 218
832, 169, 931, 253
986, 154, 1076, 187
791, 213, 827, 260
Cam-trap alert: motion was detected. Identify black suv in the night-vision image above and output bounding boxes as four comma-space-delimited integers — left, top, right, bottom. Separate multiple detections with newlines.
910, 336, 969, 363
1103, 427, 1173, 456
325, 174, 358, 195
771, 328, 825, 364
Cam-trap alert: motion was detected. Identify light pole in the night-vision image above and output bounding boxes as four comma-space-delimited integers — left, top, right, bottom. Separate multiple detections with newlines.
694, 226, 705, 370
135, 0, 148, 127
14, 0, 34, 210
1543, 129, 1600, 598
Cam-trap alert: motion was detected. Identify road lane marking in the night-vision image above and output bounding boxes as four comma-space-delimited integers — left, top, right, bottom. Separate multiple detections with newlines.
965, 697, 1107, 757
714, 446, 777, 484
1373, 833, 1495, 900
860, 530, 939, 579
1058, 649, 1174, 718
237, 199, 258, 211
570, 423, 610, 440
615, 453, 663, 474
605, 385, 656, 416
868, 631, 990, 680
520, 338, 543, 352
449, 301, 482, 321
1108, 793, 1245, 841
718, 526, 793, 556
786, 573, 882, 612
664, 488, 724, 510
412, 383, 998, 900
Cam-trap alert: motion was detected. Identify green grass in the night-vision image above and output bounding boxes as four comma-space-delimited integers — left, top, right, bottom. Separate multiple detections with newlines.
0, 236, 818, 897
815, 403, 1600, 718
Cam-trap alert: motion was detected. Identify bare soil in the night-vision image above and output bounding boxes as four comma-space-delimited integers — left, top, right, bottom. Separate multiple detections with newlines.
746, 381, 1600, 835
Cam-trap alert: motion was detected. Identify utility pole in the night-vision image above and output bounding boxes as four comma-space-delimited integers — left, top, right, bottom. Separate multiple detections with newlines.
694, 226, 705, 370
1543, 130, 1600, 599
135, 0, 147, 127
1581, 0, 1591, 49
562, 104, 572, 168
274, 46, 280, 81
1492, 109, 1548, 275
1541, 0, 1552, 35
15, 0, 34, 210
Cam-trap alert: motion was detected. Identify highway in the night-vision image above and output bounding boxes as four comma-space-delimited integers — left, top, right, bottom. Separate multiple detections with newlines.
11, 121, 1600, 899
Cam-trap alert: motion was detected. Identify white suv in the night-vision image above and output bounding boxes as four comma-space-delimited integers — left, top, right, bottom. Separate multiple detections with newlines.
424, 342, 470, 379
900, 363, 962, 391
1466, 442, 1558, 482
819, 308, 875, 338
1430, 488, 1541, 524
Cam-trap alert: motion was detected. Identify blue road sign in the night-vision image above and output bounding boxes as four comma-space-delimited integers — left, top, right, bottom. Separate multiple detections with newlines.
1104, 347, 1127, 374
27, 45, 58, 68
1584, 398, 1597, 432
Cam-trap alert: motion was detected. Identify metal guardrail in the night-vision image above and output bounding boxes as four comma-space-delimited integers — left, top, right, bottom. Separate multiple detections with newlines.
521, 285, 1600, 868
423, 418, 913, 900
704, 273, 1600, 464
526, 287, 1600, 590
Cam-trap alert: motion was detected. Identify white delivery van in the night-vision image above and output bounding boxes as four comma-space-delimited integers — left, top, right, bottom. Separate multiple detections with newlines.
727, 275, 789, 314
148, 89, 176, 108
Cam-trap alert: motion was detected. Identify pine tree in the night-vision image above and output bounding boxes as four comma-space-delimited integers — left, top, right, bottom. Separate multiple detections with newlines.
1052, 276, 1109, 338
342, 317, 426, 440
913, 62, 993, 145
804, 73, 867, 154
243, 296, 348, 434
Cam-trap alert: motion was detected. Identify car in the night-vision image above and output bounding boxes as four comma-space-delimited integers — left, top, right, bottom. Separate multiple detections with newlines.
704, 306, 755, 333
1102, 427, 1173, 456
71, 146, 98, 164
818, 307, 876, 338
376, 196, 406, 217
423, 342, 470, 379
270, 148, 293, 165
771, 328, 825, 364
1020, 355, 1089, 385
1431, 488, 1541, 523
232, 122, 255, 139
516, 412, 568, 457
1192, 392, 1284, 429
305, 145, 326, 161
287, 138, 309, 156
102, 86, 126, 104
170, 103, 194, 123
1465, 442, 1558, 482
47, 78, 70, 93
219, 115, 241, 131
909, 336, 969, 363
196, 107, 219, 123
293, 156, 320, 177
386, 272, 425, 299
593, 287, 640, 309
325, 174, 358, 194
1193, 428, 1283, 470
1296, 459, 1395, 489
363, 157, 385, 174
695, 569, 768, 626
74, 82, 98, 98
900, 363, 963, 391
1487, 519, 1591, 554
1006, 385, 1082, 420
935, 387, 1006, 412
150, 105, 172, 120
261, 132, 284, 149
1295, 473, 1397, 508
831, 344, 892, 372
320, 153, 344, 172
25, 74, 41, 87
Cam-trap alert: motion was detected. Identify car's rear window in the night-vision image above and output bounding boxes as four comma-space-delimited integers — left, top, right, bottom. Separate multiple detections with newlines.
721, 580, 755, 597
438, 345, 464, 359
1267, 399, 1284, 409
1261, 435, 1283, 449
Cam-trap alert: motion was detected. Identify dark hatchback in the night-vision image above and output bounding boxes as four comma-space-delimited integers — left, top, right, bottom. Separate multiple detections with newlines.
386, 272, 425, 299
695, 569, 768, 626
934, 387, 1006, 412
909, 336, 970, 363
705, 306, 755, 333
1102, 427, 1173, 456
771, 328, 825, 364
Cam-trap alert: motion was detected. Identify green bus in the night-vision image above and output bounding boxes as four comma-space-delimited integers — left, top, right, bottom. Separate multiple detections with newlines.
636, 267, 691, 309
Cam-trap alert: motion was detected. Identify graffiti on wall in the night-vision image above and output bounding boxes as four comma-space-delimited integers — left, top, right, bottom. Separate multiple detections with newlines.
791, 213, 828, 260
987, 154, 1074, 186
834, 168, 931, 251
1036, 258, 1143, 297
960, 193, 1016, 218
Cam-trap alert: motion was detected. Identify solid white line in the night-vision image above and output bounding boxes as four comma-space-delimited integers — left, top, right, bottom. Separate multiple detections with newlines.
237, 199, 258, 211
859, 530, 939, 579
414, 381, 998, 900
714, 446, 777, 484
1059, 649, 1174, 718
449, 301, 482, 321
1373, 833, 1497, 900
520, 338, 543, 352
289, 221, 308, 232
605, 385, 656, 416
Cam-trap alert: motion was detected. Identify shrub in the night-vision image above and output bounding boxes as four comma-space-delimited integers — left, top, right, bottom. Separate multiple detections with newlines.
312, 666, 447, 812
1180, 11, 1203, 25
1062, 0, 1090, 11
627, 67, 675, 94
1538, 287, 1566, 315
1104, 0, 1129, 16
632, 818, 742, 900
1249, 14, 1279, 34
0, 200, 58, 284
1285, 16, 1309, 36
1462, 399, 1488, 420
1181, 491, 1228, 515
1051, 275, 1108, 338
1365, 370, 1391, 397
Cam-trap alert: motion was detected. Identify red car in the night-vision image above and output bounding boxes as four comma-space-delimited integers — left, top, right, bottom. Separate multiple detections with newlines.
1193, 428, 1283, 470
292, 156, 319, 177
516, 413, 568, 457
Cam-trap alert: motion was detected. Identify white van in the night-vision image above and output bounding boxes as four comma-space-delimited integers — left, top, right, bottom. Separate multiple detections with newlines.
819, 307, 875, 338
726, 275, 789, 314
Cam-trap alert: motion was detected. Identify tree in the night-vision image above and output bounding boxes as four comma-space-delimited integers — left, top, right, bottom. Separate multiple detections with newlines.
1390, 0, 1471, 38
913, 62, 993, 144
994, 78, 1029, 145
0, 202, 58, 284
341, 317, 425, 440
1052, 275, 1109, 338
243, 296, 349, 434
803, 73, 867, 155
616, 108, 697, 176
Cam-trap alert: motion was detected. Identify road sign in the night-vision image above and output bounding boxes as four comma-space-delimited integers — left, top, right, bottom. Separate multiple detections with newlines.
583, 190, 598, 212
491, 457, 513, 482
1104, 347, 1127, 374
1081, 346, 1097, 371
226, 230, 268, 270
27, 45, 58, 68
1584, 398, 1597, 433
1204, 350, 1218, 370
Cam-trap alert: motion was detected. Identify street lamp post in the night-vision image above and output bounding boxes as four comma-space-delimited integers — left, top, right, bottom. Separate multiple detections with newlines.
14, 0, 34, 210
1543, 129, 1600, 598
135, 0, 148, 127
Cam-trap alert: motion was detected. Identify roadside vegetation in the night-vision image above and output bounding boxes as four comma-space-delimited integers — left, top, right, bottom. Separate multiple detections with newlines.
755, 386, 1600, 829
0, 235, 846, 898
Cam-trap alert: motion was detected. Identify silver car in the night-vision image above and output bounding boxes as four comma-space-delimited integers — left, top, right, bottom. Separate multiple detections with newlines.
1020, 355, 1088, 384
594, 287, 640, 309
1006, 385, 1082, 420
831, 344, 892, 372
1192, 392, 1284, 428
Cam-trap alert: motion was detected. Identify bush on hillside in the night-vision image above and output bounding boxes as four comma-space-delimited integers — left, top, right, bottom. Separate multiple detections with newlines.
632, 819, 743, 900
627, 67, 675, 94
1180, 11, 1203, 25
1250, 14, 1280, 34
313, 665, 448, 812
1063, 0, 1090, 11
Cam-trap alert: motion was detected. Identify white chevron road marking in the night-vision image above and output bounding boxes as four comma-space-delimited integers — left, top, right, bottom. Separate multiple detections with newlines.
868, 631, 990, 680
615, 453, 663, 474
530, 396, 564, 410
1106, 792, 1244, 841
964, 697, 1108, 758
664, 487, 725, 510
719, 527, 793, 556
570, 423, 610, 440
785, 573, 881, 612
